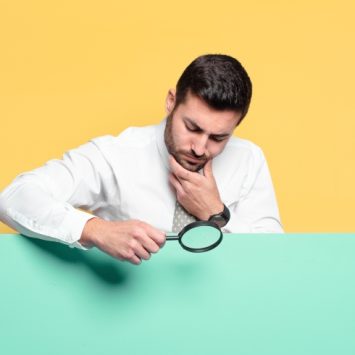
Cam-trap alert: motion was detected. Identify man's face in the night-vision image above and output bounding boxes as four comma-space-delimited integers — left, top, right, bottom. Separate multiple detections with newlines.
164, 90, 242, 172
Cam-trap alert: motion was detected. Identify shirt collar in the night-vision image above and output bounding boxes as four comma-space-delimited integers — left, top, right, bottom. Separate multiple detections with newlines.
155, 117, 170, 170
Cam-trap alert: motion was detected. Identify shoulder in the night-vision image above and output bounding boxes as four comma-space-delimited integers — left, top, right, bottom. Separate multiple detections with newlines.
223, 136, 266, 164
79, 125, 160, 170
90, 124, 157, 150
213, 136, 267, 187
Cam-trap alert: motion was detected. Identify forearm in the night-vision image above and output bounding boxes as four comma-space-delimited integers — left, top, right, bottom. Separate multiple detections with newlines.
0, 141, 116, 247
0, 180, 93, 247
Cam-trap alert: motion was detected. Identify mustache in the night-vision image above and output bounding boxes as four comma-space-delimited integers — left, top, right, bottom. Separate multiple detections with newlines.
184, 151, 207, 160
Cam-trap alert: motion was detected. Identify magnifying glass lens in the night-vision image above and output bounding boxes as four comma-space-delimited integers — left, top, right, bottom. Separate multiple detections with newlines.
180, 225, 221, 250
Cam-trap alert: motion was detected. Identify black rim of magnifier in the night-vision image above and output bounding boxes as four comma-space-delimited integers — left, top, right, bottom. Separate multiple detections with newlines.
178, 220, 223, 253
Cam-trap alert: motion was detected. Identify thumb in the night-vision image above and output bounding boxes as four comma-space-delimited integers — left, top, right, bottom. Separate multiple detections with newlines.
203, 159, 213, 178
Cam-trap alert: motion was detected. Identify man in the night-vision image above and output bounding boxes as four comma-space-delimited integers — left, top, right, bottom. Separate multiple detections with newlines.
0, 54, 283, 265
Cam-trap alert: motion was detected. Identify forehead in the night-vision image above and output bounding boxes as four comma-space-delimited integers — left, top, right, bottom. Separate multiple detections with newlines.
176, 92, 241, 134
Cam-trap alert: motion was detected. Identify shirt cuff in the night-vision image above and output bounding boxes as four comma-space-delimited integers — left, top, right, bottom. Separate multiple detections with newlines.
62, 208, 95, 249
6, 206, 94, 250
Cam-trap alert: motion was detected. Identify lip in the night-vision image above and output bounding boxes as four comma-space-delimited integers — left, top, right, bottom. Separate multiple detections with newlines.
183, 154, 205, 164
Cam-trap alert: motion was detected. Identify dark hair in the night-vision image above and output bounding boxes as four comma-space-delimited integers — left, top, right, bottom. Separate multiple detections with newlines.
175, 54, 252, 122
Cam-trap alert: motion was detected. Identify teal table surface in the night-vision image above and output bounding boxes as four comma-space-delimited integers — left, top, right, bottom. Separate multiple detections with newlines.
1, 233, 355, 355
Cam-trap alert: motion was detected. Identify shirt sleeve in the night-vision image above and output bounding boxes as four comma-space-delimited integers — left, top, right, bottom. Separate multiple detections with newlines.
223, 147, 284, 233
0, 139, 114, 248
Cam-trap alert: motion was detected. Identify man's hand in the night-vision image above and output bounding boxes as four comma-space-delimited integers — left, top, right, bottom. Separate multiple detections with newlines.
80, 218, 166, 265
169, 155, 223, 220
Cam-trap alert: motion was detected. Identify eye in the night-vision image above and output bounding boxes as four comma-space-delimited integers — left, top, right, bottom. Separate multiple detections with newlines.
210, 136, 227, 142
185, 123, 200, 132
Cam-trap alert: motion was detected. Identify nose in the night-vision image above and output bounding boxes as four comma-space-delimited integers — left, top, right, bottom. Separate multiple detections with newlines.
191, 134, 208, 157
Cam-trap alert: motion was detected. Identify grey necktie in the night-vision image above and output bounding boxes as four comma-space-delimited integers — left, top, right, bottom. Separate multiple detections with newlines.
172, 200, 197, 233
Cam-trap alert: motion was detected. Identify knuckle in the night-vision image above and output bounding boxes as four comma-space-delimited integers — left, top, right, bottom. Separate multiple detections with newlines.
180, 189, 188, 197
156, 235, 165, 246
123, 250, 135, 259
128, 239, 139, 249
177, 191, 185, 201
184, 185, 191, 193
131, 227, 143, 238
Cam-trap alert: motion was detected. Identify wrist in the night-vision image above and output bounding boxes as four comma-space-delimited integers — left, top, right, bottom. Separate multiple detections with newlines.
199, 201, 224, 221
80, 217, 104, 248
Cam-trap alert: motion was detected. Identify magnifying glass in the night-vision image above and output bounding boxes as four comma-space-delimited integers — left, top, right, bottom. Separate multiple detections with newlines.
166, 220, 223, 253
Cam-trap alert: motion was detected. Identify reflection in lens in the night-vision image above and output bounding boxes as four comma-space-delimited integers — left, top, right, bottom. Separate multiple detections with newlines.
181, 225, 221, 249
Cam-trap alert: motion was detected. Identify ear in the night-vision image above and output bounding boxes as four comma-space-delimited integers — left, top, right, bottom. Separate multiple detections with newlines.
165, 88, 176, 114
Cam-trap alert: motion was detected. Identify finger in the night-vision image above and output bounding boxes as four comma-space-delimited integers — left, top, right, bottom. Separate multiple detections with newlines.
169, 174, 195, 208
127, 255, 142, 265
169, 173, 185, 196
203, 159, 213, 178
139, 222, 166, 248
140, 235, 161, 253
169, 155, 196, 182
132, 243, 151, 260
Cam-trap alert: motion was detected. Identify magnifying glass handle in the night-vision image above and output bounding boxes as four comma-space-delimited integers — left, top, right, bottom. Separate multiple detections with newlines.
165, 232, 179, 241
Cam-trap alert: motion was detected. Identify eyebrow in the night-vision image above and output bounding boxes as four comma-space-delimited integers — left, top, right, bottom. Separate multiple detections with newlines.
183, 116, 231, 138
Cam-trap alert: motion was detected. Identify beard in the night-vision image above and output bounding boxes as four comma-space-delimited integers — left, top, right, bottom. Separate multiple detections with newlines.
164, 113, 208, 172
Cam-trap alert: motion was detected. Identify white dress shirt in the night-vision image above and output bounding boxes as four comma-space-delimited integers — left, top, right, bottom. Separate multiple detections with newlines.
0, 118, 283, 249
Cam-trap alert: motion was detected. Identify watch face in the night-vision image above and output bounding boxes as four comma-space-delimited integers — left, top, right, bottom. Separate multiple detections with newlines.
209, 204, 230, 228
210, 215, 226, 228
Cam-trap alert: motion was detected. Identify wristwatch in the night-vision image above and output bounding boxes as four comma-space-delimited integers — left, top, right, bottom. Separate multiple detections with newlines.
208, 204, 230, 228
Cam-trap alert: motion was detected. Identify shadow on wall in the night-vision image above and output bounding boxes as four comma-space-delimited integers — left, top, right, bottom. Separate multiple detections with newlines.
22, 235, 132, 285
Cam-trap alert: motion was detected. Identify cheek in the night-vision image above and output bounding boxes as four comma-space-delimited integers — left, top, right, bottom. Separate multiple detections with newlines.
173, 124, 190, 149
175, 135, 190, 150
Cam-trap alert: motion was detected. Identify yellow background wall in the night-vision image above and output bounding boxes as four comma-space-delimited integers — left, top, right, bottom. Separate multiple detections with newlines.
1, 0, 354, 233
